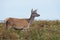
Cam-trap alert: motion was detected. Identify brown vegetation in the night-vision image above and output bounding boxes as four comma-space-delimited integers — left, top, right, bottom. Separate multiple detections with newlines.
0, 20, 60, 40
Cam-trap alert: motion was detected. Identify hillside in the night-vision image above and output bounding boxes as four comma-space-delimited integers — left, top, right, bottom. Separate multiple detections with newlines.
0, 20, 60, 40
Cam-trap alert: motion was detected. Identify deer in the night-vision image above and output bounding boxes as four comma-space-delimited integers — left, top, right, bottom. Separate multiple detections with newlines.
5, 9, 40, 31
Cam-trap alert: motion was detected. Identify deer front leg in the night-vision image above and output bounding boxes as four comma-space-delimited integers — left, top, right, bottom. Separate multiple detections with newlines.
24, 26, 30, 40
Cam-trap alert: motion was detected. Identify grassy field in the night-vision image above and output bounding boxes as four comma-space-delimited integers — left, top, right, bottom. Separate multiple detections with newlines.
0, 20, 60, 40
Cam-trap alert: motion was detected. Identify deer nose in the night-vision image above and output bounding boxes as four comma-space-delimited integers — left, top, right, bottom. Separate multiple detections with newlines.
38, 14, 40, 16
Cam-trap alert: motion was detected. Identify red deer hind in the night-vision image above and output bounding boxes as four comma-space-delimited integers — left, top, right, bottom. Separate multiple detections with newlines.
5, 9, 40, 31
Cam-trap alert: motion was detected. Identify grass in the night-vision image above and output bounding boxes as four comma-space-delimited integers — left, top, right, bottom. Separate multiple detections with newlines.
0, 20, 60, 40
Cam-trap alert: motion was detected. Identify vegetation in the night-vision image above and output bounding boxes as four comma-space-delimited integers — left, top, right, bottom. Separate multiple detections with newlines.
0, 20, 60, 40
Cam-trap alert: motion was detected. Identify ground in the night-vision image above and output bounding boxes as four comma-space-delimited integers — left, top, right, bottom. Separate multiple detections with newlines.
0, 20, 60, 40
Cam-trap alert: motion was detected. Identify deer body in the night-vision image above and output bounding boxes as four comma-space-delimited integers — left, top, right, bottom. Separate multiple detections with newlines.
5, 9, 40, 30
6, 18, 30, 30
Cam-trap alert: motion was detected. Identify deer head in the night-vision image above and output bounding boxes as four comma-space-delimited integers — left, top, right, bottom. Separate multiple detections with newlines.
31, 9, 40, 17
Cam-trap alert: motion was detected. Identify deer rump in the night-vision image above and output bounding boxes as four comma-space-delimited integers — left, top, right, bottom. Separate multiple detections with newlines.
6, 18, 29, 30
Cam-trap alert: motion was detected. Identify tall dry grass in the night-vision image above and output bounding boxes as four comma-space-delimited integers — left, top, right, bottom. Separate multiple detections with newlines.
0, 20, 60, 40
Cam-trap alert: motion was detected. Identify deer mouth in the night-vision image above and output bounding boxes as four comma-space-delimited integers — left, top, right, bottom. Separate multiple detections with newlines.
37, 14, 40, 17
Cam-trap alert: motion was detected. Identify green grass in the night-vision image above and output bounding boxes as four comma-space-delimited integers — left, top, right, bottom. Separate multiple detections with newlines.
0, 20, 60, 40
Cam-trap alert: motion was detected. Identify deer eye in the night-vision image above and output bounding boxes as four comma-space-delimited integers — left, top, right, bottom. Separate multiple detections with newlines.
35, 13, 37, 15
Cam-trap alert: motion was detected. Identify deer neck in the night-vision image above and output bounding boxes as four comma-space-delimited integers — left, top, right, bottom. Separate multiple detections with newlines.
29, 15, 35, 25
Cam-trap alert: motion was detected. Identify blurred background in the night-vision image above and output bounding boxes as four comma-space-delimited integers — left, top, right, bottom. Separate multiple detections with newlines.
0, 0, 60, 40
0, 0, 60, 20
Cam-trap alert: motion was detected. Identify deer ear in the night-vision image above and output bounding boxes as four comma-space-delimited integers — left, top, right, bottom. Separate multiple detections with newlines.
34, 9, 37, 12
31, 9, 33, 13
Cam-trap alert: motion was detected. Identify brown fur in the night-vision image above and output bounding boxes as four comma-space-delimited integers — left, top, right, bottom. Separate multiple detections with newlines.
5, 18, 29, 30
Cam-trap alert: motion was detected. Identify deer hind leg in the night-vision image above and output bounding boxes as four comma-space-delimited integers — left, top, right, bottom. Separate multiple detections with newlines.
5, 21, 13, 30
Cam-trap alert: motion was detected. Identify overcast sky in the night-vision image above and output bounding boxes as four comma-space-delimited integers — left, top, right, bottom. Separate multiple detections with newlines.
0, 0, 60, 20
